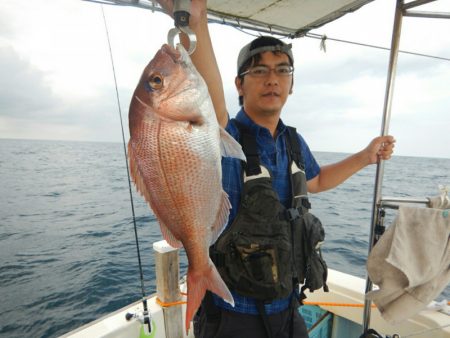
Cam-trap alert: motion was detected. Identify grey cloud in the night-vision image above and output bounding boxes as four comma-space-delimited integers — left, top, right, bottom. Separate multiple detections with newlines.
0, 46, 59, 116
396, 51, 450, 77
296, 42, 448, 89
0, 45, 133, 141
296, 53, 388, 87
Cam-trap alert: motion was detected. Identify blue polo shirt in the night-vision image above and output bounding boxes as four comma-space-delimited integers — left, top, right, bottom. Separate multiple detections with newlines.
214, 109, 321, 315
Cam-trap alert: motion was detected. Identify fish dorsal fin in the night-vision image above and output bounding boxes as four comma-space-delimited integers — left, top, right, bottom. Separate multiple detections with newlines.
220, 127, 246, 161
210, 191, 232, 245
159, 221, 183, 249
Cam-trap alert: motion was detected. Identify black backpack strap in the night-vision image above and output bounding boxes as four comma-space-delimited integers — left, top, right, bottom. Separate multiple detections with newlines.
285, 126, 311, 210
203, 291, 221, 321
232, 119, 261, 176
209, 246, 225, 267
255, 300, 274, 338
285, 126, 305, 170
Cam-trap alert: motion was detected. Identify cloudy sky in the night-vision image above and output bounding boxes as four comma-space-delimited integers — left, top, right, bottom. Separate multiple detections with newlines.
1, 0, 449, 158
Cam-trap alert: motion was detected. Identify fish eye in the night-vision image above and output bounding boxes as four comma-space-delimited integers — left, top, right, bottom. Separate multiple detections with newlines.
148, 73, 163, 90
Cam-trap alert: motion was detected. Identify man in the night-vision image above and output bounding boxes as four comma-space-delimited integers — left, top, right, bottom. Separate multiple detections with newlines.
157, 1, 395, 337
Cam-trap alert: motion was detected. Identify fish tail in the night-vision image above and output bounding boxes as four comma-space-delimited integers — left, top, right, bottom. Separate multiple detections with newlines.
185, 259, 234, 335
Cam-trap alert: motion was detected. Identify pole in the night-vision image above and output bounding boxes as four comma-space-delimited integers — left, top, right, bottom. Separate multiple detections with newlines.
362, 0, 404, 333
154, 240, 183, 338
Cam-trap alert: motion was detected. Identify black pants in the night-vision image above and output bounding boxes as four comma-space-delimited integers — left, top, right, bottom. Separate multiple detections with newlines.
193, 299, 309, 338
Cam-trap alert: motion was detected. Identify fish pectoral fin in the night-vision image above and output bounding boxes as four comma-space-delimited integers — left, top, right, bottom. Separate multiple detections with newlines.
219, 127, 246, 161
210, 191, 231, 245
159, 221, 183, 249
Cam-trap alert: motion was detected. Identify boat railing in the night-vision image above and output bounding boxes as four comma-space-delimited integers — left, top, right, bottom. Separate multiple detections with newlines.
379, 196, 430, 209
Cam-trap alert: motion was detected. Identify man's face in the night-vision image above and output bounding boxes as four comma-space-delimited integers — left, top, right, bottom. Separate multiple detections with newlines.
236, 51, 293, 118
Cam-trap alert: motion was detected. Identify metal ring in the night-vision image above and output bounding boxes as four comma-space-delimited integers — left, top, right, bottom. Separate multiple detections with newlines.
167, 27, 180, 49
166, 27, 197, 55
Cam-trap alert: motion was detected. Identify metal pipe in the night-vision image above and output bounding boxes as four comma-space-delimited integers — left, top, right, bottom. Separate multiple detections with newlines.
403, 0, 437, 11
380, 197, 430, 209
380, 196, 430, 204
83, 0, 161, 11
404, 10, 450, 19
362, 0, 404, 333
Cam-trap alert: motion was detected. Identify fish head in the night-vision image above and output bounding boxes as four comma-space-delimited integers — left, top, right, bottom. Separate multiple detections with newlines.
129, 44, 209, 128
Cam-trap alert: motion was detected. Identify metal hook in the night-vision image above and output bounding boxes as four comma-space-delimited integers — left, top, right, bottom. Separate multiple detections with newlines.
167, 0, 197, 54
167, 26, 197, 54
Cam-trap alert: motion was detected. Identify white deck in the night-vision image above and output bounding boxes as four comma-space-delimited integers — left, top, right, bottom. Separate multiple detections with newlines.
60, 269, 449, 338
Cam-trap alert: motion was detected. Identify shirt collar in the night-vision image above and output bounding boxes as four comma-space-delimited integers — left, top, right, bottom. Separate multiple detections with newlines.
235, 108, 287, 138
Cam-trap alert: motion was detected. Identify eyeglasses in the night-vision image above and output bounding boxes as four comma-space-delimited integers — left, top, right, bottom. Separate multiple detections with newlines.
240, 65, 294, 78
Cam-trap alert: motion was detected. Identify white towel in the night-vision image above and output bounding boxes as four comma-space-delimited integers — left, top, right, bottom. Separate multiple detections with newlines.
366, 199, 450, 324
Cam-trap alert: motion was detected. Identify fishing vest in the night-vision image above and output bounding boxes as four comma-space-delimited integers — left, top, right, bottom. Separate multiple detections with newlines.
211, 121, 328, 302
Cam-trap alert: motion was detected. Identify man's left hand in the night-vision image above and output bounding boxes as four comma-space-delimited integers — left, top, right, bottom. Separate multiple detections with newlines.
365, 135, 396, 164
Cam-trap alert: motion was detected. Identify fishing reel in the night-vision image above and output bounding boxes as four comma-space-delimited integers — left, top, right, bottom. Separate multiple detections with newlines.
125, 307, 154, 337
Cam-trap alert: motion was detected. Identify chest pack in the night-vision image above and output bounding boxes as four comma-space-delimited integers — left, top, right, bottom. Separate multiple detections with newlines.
211, 121, 328, 302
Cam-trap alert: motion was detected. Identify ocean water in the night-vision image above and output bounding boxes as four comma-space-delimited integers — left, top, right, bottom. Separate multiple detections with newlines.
0, 138, 448, 338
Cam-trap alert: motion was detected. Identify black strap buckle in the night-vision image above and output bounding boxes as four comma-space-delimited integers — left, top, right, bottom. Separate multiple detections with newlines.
285, 208, 300, 222
303, 198, 311, 210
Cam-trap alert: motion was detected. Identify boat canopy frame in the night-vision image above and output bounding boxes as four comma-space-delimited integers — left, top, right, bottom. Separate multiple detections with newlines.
83, 0, 450, 37
83, 0, 376, 38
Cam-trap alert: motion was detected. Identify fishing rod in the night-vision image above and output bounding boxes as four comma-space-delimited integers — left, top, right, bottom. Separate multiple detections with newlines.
100, 5, 152, 335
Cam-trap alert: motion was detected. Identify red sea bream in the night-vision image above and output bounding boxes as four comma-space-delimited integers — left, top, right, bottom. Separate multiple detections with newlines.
128, 44, 244, 333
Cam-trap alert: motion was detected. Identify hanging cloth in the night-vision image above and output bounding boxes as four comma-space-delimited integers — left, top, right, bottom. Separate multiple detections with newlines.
366, 196, 450, 324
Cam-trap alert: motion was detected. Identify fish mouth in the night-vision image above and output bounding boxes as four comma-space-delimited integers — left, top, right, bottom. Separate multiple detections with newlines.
160, 44, 192, 67
161, 44, 181, 62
